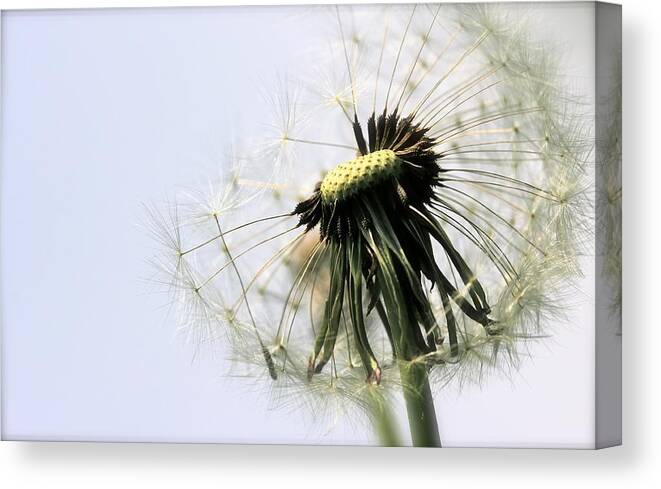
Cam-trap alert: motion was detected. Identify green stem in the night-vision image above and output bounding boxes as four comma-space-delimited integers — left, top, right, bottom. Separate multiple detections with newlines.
367, 393, 403, 447
398, 361, 442, 447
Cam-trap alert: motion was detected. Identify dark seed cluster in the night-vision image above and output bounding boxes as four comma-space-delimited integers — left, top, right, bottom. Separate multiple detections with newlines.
292, 109, 494, 382
294, 110, 442, 242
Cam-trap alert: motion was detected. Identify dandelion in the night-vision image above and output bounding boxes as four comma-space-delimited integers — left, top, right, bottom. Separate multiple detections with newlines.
149, 4, 591, 446
597, 52, 622, 329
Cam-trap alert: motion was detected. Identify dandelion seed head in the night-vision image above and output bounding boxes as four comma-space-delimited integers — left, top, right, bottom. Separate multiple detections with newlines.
148, 3, 594, 430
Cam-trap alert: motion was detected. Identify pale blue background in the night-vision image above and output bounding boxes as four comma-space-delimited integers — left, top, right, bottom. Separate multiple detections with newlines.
1, 4, 596, 446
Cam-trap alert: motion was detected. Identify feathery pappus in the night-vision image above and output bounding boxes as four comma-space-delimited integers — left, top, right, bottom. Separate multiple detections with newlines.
147, 4, 592, 446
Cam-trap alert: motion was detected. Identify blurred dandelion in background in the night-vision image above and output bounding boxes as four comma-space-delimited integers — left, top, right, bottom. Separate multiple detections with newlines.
597, 53, 622, 331
147, 4, 592, 446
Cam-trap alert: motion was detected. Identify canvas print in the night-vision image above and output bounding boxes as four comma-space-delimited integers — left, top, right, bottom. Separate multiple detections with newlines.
1, 2, 621, 448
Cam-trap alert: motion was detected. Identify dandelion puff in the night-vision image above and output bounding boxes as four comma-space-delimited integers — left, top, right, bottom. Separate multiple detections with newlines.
149, 4, 593, 447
